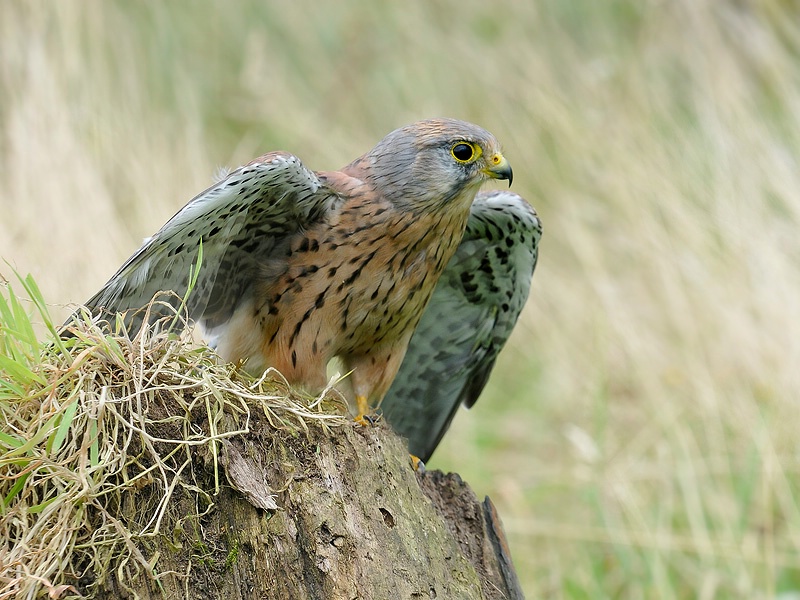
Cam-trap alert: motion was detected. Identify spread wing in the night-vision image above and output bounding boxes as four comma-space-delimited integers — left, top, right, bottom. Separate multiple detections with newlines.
381, 190, 543, 462
71, 152, 339, 334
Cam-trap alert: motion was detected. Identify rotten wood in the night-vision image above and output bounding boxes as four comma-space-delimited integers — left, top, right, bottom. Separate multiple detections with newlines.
100, 413, 524, 599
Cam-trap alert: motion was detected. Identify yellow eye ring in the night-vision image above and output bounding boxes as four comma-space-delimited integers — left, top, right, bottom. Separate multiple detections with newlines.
451, 142, 481, 163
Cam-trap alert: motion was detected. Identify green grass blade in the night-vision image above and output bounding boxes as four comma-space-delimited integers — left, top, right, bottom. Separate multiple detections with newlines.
1, 413, 59, 460
19, 272, 69, 355
7, 282, 37, 351
0, 430, 24, 451
1, 471, 30, 514
0, 353, 45, 388
50, 400, 79, 455
89, 419, 99, 467
0, 372, 28, 397
28, 495, 60, 515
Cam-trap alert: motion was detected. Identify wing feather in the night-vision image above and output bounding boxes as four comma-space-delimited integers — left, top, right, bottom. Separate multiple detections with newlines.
381, 190, 542, 462
76, 152, 339, 333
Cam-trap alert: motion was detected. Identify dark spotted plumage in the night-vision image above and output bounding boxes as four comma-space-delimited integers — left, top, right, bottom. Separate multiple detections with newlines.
70, 119, 514, 418
381, 190, 542, 462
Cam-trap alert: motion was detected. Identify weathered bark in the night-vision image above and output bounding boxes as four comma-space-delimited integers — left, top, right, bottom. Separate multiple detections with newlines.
101, 415, 524, 599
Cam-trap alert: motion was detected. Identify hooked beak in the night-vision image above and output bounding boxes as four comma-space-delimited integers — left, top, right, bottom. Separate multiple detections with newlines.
483, 153, 513, 186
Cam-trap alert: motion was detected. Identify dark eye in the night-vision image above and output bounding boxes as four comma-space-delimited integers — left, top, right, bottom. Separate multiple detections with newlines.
451, 143, 474, 162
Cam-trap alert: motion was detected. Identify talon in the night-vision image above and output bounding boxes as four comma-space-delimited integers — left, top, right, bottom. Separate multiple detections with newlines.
353, 395, 375, 426
354, 414, 373, 427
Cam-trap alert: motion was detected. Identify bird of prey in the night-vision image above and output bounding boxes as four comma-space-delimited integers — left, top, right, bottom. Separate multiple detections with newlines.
72, 119, 513, 421
380, 190, 541, 463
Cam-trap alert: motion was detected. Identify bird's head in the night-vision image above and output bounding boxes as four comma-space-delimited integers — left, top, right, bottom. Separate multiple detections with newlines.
355, 118, 512, 212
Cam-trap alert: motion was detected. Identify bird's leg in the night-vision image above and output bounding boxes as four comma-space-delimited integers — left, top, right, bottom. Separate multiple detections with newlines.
343, 342, 411, 426
353, 395, 372, 427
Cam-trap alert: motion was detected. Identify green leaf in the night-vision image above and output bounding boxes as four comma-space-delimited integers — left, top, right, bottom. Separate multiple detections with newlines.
28, 494, 59, 514
2, 470, 30, 513
50, 400, 79, 454
20, 273, 69, 355
89, 419, 99, 467
0, 374, 27, 398
0, 353, 44, 387
7, 282, 37, 350
0, 429, 24, 450
1, 413, 58, 460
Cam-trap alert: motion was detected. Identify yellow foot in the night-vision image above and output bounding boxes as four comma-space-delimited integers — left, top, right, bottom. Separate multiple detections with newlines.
353, 414, 372, 427
353, 395, 375, 427
410, 455, 426, 472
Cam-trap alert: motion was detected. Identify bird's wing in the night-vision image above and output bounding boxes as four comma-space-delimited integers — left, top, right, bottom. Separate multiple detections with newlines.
381, 190, 542, 462
76, 152, 339, 334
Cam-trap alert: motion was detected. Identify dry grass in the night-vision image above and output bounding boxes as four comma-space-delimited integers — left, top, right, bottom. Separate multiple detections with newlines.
0, 279, 345, 598
3, 0, 800, 596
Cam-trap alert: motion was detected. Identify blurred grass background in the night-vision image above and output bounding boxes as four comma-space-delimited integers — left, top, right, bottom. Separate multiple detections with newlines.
3, 0, 800, 596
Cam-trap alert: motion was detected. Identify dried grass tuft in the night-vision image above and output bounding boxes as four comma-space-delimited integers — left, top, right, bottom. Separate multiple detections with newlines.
0, 275, 346, 599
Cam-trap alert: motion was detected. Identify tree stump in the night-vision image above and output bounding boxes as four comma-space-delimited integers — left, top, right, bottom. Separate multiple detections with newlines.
102, 413, 524, 599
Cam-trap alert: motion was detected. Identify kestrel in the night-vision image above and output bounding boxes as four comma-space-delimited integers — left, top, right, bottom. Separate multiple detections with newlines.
380, 190, 542, 462
72, 119, 513, 420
